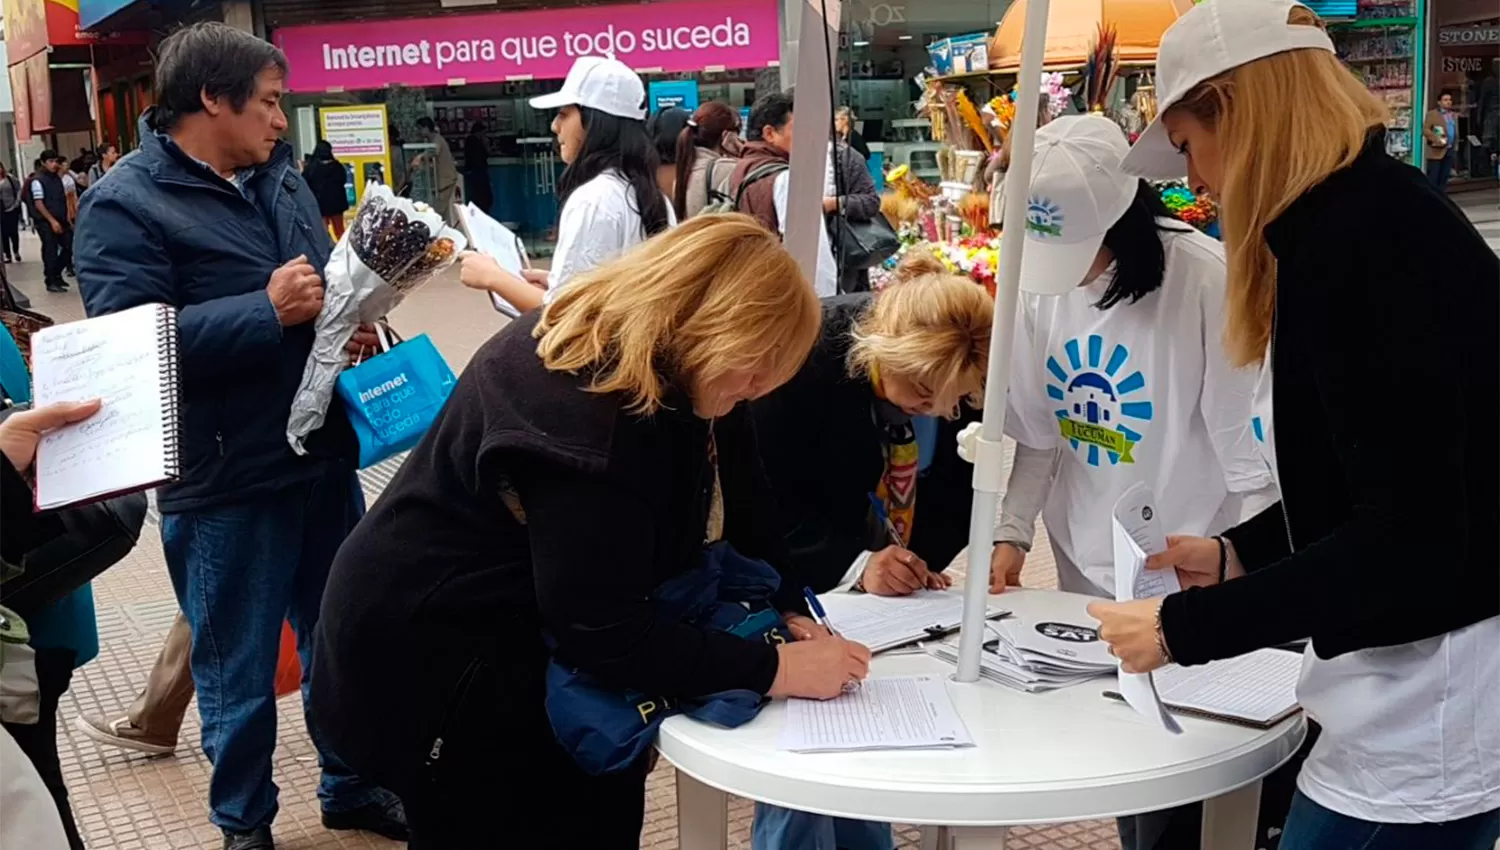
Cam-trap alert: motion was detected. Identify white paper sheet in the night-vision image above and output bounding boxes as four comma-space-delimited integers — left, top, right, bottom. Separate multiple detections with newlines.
31, 305, 172, 509
777, 675, 975, 753
1154, 649, 1303, 725
1111, 484, 1182, 734
455, 203, 528, 318
1112, 481, 1181, 599
819, 590, 988, 653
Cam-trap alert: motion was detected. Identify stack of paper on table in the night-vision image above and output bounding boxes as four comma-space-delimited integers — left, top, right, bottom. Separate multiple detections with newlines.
928, 592, 1115, 693
819, 589, 1003, 654
777, 675, 975, 753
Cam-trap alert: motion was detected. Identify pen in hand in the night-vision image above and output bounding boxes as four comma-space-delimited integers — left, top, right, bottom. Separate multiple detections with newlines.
801, 587, 841, 639
867, 492, 907, 548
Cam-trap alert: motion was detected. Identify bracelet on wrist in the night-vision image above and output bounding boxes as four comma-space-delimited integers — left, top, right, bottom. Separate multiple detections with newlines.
1153, 601, 1175, 666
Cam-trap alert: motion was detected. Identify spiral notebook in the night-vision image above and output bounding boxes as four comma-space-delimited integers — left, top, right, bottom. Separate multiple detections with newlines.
30, 303, 182, 510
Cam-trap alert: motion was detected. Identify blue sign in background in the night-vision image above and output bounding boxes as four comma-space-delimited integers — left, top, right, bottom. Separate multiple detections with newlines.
648, 80, 700, 114
80, 0, 138, 29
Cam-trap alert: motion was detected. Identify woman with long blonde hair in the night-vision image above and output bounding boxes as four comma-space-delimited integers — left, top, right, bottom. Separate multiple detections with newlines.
310, 215, 872, 848
748, 254, 994, 850
1090, 1, 1500, 848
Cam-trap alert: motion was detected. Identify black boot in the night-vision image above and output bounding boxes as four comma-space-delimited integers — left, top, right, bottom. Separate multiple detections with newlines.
222, 825, 274, 850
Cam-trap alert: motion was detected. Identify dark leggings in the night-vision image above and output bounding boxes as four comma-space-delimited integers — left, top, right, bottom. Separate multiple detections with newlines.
1, 209, 20, 259
3, 647, 85, 850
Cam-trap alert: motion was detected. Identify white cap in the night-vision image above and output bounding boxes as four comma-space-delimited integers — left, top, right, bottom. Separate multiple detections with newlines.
530, 56, 647, 121
1019, 115, 1138, 296
1121, 0, 1335, 178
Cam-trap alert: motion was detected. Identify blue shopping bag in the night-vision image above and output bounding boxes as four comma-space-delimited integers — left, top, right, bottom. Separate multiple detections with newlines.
335, 327, 455, 468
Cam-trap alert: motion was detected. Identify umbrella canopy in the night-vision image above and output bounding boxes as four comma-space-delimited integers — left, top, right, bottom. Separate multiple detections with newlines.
989, 0, 1194, 70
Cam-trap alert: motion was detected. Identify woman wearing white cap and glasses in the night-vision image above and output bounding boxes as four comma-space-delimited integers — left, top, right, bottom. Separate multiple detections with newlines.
1087, 1, 1499, 848
460, 56, 675, 311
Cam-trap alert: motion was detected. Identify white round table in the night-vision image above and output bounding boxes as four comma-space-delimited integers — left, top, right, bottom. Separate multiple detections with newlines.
658, 589, 1307, 850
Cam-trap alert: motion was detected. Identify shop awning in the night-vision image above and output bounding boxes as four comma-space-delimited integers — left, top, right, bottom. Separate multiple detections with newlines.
989, 0, 1194, 71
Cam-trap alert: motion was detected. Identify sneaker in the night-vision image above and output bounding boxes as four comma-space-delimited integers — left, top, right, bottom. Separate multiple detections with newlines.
322, 795, 408, 841
73, 715, 177, 756
222, 826, 274, 850
45, 283, 65, 293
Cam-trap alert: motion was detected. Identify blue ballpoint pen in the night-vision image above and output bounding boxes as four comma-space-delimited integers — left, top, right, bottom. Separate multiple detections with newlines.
801, 586, 842, 638
867, 492, 907, 548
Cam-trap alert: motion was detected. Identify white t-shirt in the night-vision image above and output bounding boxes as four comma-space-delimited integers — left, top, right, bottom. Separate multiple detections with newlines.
772, 170, 838, 297
544, 170, 677, 302
1006, 224, 1270, 595
1250, 349, 1500, 824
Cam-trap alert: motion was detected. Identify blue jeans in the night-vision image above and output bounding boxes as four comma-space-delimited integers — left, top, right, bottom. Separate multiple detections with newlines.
1280, 791, 1499, 850
751, 803, 893, 850
162, 468, 385, 832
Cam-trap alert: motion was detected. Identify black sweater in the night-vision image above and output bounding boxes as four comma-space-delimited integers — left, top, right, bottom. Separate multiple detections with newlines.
312, 312, 801, 763
1160, 134, 1499, 665
751, 295, 979, 592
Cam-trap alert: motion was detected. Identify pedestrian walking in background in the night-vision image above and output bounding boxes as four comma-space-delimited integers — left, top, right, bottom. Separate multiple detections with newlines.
836, 106, 871, 161
303, 140, 351, 238
89, 143, 121, 186
731, 89, 839, 296
459, 55, 673, 314
29, 151, 71, 293
1424, 91, 1459, 189
462, 121, 493, 215
648, 106, 692, 199
673, 100, 743, 220
72, 22, 405, 850
0, 164, 23, 262
825, 133, 881, 292
415, 116, 458, 221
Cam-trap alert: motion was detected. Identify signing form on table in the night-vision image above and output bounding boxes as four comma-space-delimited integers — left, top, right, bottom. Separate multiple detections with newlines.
778, 675, 974, 753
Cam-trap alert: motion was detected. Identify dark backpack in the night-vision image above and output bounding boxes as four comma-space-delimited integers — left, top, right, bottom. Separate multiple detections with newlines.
716, 161, 789, 219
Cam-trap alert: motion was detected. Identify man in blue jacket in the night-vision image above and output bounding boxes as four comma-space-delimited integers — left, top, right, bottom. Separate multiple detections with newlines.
72, 23, 403, 850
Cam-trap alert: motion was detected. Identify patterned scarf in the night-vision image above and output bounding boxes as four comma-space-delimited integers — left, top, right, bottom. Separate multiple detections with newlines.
870, 366, 918, 543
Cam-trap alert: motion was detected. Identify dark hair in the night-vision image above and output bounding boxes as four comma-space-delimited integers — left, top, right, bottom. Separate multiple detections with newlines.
747, 90, 794, 142
97, 143, 118, 157
672, 101, 741, 219
152, 22, 288, 131
416, 116, 436, 132
470, 121, 486, 134
1094, 181, 1192, 310
558, 106, 671, 239
647, 107, 691, 166
311, 139, 335, 160
40, 149, 59, 163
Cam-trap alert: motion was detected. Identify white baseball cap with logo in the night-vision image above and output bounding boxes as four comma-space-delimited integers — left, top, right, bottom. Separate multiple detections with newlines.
1018, 115, 1139, 296
1122, 0, 1336, 179
530, 56, 647, 121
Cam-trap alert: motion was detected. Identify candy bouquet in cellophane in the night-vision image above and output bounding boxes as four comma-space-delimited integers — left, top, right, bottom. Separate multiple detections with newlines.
286, 184, 466, 453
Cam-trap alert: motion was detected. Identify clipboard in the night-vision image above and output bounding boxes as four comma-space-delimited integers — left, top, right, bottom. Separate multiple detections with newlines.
1102, 690, 1302, 730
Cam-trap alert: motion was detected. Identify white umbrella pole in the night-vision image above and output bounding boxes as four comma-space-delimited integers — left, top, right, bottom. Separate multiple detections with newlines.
784, 0, 841, 286
954, 0, 1052, 683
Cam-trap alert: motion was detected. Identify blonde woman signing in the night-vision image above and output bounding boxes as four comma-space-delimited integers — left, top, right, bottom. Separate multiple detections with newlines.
310, 217, 871, 848
1090, 2, 1499, 849
748, 254, 995, 850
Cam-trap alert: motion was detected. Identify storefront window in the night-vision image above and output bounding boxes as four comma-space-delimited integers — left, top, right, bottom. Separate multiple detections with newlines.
1430, 16, 1500, 182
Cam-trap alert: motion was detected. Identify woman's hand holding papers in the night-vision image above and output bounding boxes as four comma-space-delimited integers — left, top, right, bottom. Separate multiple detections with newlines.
1087, 598, 1168, 674
1146, 535, 1246, 589
768, 636, 873, 700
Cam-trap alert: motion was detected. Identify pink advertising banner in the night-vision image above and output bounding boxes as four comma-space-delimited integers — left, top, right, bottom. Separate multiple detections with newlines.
273, 0, 781, 93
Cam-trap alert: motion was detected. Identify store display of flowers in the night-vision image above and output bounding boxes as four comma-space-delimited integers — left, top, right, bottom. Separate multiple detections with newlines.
1155, 181, 1221, 237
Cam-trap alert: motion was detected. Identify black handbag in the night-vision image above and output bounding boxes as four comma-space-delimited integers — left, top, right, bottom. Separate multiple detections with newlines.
0, 404, 147, 619
831, 211, 901, 271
